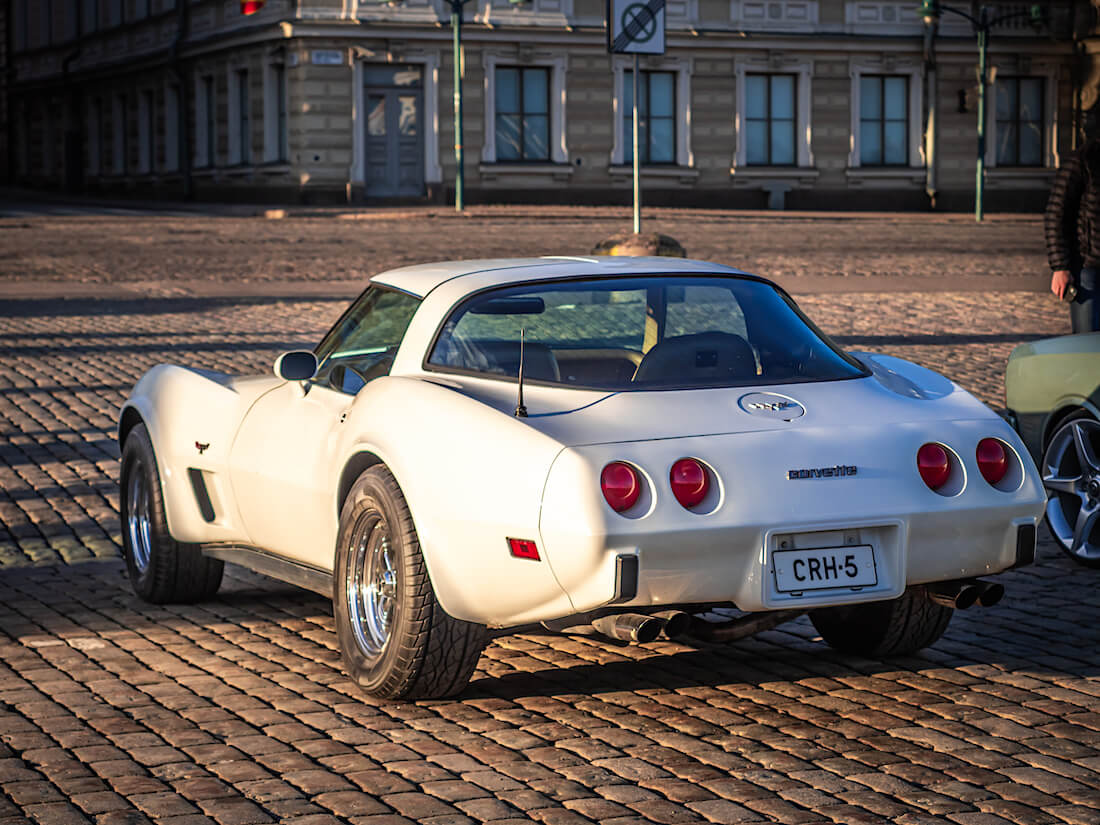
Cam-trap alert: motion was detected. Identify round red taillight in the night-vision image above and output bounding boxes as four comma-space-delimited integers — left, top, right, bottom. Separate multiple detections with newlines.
976, 438, 1008, 485
670, 458, 710, 509
601, 462, 641, 512
917, 443, 951, 490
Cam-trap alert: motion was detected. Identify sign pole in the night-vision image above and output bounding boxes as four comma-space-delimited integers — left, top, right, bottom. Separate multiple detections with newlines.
632, 53, 641, 235
452, 0, 464, 213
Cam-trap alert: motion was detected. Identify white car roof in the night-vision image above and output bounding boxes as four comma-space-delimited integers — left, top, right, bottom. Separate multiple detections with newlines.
369, 256, 749, 298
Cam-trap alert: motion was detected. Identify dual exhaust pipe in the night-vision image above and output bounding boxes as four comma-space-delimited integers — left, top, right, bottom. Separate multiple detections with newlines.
926, 578, 1004, 610
589, 578, 1003, 644
590, 610, 692, 643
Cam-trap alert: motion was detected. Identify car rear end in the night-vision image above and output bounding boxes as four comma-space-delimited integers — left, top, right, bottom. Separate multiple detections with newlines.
538, 410, 1045, 617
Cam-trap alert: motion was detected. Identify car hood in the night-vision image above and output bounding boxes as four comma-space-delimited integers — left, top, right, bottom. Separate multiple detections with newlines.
427, 353, 999, 448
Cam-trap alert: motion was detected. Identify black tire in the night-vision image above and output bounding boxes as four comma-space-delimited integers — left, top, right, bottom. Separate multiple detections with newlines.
1041, 410, 1100, 568
333, 465, 487, 700
809, 586, 952, 657
119, 423, 224, 603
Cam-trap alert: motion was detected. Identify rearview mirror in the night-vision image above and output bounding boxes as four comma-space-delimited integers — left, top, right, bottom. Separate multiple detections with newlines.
470, 296, 546, 315
274, 351, 318, 381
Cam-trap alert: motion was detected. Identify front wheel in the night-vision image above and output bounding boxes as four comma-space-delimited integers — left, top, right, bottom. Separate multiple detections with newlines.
1041, 412, 1100, 567
810, 587, 952, 657
333, 465, 486, 700
119, 423, 223, 603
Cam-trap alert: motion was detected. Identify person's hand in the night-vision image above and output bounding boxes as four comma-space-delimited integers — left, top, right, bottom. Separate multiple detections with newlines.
1052, 270, 1073, 299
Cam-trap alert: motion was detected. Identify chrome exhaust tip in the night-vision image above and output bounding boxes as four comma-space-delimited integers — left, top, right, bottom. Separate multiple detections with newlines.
927, 581, 980, 610
591, 613, 663, 644
975, 580, 1005, 607
654, 610, 692, 639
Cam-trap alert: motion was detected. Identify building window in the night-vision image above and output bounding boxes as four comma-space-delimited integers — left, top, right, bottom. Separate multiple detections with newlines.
859, 75, 908, 166
165, 85, 180, 172
138, 90, 154, 173
112, 94, 127, 173
232, 69, 251, 166
134, 0, 148, 18
82, 0, 98, 34
196, 75, 216, 168
108, 0, 122, 26
996, 76, 1044, 167
43, 108, 55, 176
621, 70, 676, 165
87, 98, 101, 176
13, 0, 28, 52
745, 74, 796, 166
494, 67, 550, 162
264, 62, 288, 163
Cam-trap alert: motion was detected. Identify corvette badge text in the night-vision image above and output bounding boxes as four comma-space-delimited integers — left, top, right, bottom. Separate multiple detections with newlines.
788, 465, 858, 480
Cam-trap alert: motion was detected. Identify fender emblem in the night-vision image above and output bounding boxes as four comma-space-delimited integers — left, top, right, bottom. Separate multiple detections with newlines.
195, 442, 210, 455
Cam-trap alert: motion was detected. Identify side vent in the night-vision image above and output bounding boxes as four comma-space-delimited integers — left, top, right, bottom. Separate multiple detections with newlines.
188, 468, 216, 523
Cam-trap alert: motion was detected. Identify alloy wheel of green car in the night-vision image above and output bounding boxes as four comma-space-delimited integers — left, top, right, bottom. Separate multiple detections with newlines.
1042, 413, 1100, 567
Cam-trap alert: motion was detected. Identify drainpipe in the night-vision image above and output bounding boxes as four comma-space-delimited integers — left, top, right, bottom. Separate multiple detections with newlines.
923, 16, 939, 209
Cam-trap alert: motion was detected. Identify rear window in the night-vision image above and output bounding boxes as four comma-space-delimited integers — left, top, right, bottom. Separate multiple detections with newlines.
426, 276, 866, 390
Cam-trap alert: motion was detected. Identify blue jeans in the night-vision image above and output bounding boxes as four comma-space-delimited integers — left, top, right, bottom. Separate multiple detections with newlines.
1073, 267, 1100, 333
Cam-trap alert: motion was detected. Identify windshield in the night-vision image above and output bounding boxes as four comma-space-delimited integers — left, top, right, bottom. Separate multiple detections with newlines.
426, 275, 866, 390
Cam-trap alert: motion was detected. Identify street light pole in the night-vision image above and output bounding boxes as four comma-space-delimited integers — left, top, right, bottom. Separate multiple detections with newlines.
918, 2, 1045, 222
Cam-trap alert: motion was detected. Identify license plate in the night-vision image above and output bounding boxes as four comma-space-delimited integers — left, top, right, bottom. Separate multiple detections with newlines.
772, 545, 878, 593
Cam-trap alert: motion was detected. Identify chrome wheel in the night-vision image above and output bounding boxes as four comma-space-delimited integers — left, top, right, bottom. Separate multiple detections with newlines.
1043, 417, 1100, 564
125, 460, 153, 574
346, 512, 398, 661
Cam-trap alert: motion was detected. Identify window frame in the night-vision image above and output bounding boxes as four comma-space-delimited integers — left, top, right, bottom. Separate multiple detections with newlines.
195, 74, 217, 169
611, 56, 692, 169
481, 53, 568, 166
994, 75, 1045, 168
857, 74, 909, 168
622, 69, 678, 166
231, 68, 252, 167
264, 61, 289, 163
493, 65, 552, 164
743, 72, 798, 167
420, 273, 870, 391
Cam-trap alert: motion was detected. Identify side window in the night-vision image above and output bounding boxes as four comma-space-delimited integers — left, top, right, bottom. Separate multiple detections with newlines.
314, 287, 421, 394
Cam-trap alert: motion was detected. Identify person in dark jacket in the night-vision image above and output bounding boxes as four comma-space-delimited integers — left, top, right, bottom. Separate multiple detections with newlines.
1045, 136, 1100, 333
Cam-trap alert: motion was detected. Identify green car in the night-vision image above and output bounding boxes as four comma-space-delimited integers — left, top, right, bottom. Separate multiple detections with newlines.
1005, 332, 1100, 567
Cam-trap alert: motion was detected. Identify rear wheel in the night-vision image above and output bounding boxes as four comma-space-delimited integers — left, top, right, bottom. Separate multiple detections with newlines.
810, 587, 952, 657
1041, 411, 1100, 567
333, 465, 486, 699
120, 423, 223, 603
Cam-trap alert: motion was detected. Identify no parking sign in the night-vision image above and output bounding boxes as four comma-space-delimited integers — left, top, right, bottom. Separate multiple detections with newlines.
607, 0, 666, 55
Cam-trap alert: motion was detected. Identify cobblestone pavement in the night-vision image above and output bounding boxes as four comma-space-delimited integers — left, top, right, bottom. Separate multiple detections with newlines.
0, 207, 1049, 291
3, 210, 1100, 825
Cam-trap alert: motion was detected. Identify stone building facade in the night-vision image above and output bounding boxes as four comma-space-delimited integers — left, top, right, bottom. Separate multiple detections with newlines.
3, 0, 1099, 209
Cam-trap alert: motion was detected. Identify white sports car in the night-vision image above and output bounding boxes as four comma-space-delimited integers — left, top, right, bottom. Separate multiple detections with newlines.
119, 257, 1045, 699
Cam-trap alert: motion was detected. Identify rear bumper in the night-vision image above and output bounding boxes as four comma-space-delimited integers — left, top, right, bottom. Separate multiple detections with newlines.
536, 426, 1046, 621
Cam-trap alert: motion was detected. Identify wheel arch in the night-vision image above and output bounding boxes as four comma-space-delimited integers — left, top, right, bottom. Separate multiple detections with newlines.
337, 450, 386, 518
1042, 399, 1100, 451
118, 404, 147, 450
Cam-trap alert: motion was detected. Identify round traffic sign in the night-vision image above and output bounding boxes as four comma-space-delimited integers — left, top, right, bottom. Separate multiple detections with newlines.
621, 3, 657, 44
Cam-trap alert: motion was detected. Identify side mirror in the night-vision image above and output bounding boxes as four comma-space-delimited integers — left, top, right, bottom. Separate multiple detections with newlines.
274, 351, 318, 381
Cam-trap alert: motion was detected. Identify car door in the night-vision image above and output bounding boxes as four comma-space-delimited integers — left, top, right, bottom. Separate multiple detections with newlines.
228, 287, 422, 570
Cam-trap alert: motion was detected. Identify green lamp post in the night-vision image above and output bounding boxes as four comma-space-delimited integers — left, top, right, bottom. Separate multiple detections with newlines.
918, 1, 1045, 222
448, 0, 531, 212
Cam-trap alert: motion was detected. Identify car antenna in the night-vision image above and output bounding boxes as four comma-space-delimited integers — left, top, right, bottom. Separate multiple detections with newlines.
515, 328, 528, 418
